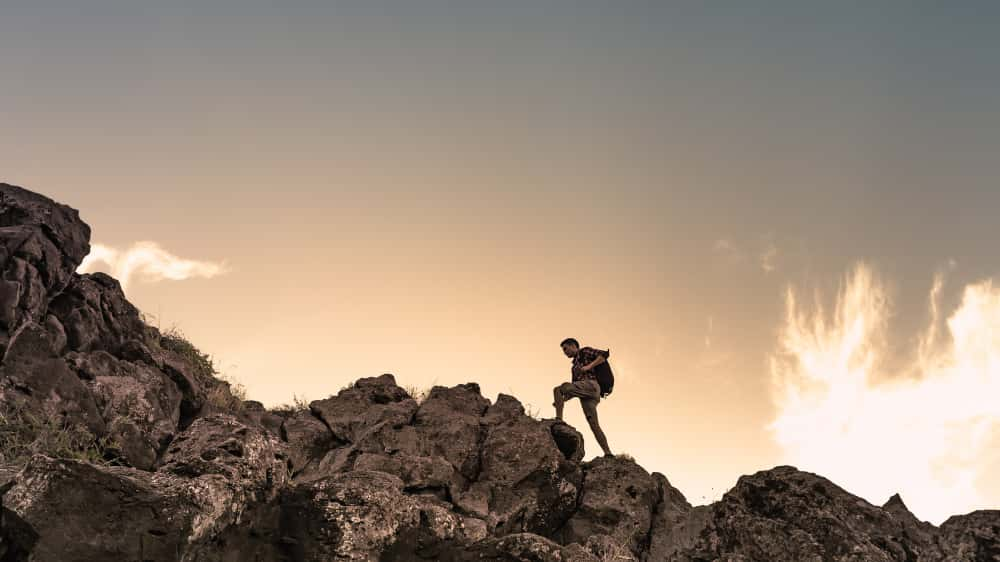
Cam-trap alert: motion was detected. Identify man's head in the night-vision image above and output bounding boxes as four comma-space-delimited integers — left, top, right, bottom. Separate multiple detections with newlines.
560, 337, 580, 357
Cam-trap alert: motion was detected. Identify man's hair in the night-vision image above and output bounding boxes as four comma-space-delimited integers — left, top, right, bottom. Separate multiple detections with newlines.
560, 337, 579, 348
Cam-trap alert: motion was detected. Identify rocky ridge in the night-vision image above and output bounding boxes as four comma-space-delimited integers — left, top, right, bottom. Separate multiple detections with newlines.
0, 182, 997, 561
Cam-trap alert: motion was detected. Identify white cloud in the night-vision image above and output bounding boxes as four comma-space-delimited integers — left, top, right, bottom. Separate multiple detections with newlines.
768, 263, 1000, 524
760, 243, 778, 273
714, 237, 779, 273
77, 241, 231, 292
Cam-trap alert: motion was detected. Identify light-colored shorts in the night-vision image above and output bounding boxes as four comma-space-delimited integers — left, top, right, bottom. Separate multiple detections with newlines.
557, 378, 602, 419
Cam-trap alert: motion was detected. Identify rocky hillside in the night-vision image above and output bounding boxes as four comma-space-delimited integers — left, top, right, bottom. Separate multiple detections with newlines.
0, 182, 997, 562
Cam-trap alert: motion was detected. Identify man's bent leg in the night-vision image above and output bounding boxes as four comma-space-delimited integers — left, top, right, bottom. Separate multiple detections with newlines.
553, 385, 566, 420
582, 399, 612, 456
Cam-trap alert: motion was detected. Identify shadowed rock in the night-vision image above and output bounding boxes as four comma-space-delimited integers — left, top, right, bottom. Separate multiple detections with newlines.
663, 466, 923, 561
557, 456, 662, 558
2, 454, 250, 561
0, 184, 91, 354
47, 272, 150, 356
938, 510, 1000, 561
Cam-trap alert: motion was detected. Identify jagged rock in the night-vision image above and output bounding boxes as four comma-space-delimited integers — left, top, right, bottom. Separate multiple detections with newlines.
938, 510, 1000, 561
41, 314, 66, 355
0, 321, 105, 437
157, 413, 290, 501
0, 184, 91, 354
558, 456, 661, 559
411, 383, 491, 481
65, 349, 182, 470
149, 341, 219, 429
1, 454, 248, 562
460, 533, 599, 562
881, 493, 944, 560
543, 418, 586, 463
466, 399, 583, 537
353, 452, 457, 494
47, 272, 149, 357
309, 374, 413, 443
646, 472, 695, 561
668, 465, 917, 561
280, 408, 336, 476
243, 400, 287, 440
279, 469, 479, 561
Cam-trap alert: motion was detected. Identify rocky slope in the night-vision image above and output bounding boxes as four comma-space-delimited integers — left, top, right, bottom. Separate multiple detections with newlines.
0, 182, 997, 561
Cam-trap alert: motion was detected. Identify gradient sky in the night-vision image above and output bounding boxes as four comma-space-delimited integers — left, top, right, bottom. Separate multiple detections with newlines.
3, 1, 999, 524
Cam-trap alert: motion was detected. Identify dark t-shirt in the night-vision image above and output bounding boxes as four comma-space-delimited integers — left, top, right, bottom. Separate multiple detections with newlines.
571, 346, 610, 382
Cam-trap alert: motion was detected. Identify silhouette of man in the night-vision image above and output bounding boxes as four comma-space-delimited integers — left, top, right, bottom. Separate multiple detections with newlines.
554, 337, 613, 457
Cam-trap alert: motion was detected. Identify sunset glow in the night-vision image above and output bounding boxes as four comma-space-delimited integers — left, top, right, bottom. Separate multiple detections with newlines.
770, 264, 1000, 524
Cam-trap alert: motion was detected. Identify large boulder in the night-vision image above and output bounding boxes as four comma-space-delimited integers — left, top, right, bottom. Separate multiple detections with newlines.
0, 321, 105, 437
1, 454, 246, 562
557, 456, 662, 559
880, 493, 944, 560
309, 374, 414, 444
445, 533, 600, 562
65, 349, 182, 470
461, 395, 583, 537
47, 272, 150, 357
937, 510, 1000, 562
410, 383, 491, 481
645, 472, 695, 561
156, 413, 290, 501
0, 184, 91, 354
279, 408, 337, 476
668, 465, 917, 561
278, 469, 481, 561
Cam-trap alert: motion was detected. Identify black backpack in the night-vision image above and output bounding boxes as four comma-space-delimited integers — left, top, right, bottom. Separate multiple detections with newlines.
592, 351, 615, 397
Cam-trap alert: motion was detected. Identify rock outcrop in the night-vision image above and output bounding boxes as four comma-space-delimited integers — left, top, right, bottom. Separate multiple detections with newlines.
0, 181, 998, 561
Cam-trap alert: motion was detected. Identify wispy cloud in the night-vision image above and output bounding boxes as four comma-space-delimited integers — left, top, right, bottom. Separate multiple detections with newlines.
712, 238, 746, 265
77, 241, 231, 292
768, 262, 1000, 524
695, 314, 732, 369
759, 242, 778, 273
713, 237, 779, 273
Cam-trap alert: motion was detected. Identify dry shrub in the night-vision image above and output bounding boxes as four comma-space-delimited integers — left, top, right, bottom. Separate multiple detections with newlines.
0, 401, 122, 467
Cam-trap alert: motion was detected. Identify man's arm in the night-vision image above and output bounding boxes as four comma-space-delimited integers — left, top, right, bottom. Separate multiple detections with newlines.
581, 347, 610, 371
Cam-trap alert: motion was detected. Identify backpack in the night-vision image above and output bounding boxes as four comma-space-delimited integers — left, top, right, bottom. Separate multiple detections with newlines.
592, 351, 615, 397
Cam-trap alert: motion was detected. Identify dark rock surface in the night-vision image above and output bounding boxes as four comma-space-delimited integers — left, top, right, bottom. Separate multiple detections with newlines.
0, 181, 998, 561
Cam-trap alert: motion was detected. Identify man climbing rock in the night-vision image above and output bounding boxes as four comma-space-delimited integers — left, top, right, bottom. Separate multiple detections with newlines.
553, 337, 613, 457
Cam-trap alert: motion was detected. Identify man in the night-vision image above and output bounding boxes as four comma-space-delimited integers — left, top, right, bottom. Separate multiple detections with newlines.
553, 337, 613, 458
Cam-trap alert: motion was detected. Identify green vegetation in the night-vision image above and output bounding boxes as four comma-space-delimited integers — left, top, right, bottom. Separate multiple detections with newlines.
0, 400, 122, 468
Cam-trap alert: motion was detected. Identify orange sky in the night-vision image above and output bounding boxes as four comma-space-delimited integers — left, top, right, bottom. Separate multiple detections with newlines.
3, 1, 999, 524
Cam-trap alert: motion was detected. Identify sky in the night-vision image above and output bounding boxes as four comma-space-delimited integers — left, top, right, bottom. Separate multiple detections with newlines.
2, 1, 999, 525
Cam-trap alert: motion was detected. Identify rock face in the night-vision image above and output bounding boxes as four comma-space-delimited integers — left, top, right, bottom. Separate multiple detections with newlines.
0, 181, 998, 561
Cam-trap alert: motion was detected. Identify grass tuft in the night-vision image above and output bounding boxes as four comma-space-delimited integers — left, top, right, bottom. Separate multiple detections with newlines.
153, 321, 248, 416
0, 401, 123, 468
402, 384, 431, 405
272, 393, 311, 415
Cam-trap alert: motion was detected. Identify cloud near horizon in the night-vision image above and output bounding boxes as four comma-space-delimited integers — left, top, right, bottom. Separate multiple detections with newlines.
76, 241, 231, 291
768, 263, 1000, 525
